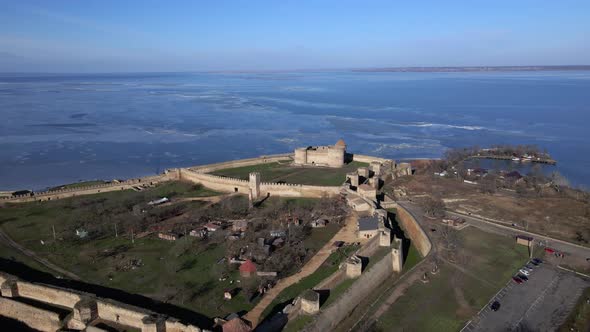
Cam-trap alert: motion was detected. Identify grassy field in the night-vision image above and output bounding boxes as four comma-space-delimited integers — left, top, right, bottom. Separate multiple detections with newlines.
210, 161, 369, 186
560, 287, 590, 332
0, 182, 255, 318
375, 227, 529, 332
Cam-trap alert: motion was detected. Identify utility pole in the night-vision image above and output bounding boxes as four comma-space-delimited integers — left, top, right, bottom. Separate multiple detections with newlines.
131, 229, 135, 244
52, 225, 56, 241
115, 224, 118, 238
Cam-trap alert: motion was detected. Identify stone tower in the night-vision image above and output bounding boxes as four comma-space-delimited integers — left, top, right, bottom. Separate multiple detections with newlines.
249, 172, 261, 200
391, 236, 404, 272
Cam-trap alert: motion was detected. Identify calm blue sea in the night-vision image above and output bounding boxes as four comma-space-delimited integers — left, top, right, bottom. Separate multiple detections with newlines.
0, 71, 589, 190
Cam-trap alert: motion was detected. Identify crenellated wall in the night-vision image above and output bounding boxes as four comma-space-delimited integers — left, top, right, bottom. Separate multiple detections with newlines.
188, 154, 293, 173
180, 169, 250, 193
0, 272, 203, 332
0, 297, 63, 332
1, 173, 175, 204
391, 203, 432, 257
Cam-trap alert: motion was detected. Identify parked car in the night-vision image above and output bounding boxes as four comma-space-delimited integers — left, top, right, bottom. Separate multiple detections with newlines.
517, 274, 529, 281
532, 258, 543, 264
529, 260, 540, 266
525, 264, 535, 270
512, 276, 523, 284
490, 301, 501, 311
519, 269, 531, 276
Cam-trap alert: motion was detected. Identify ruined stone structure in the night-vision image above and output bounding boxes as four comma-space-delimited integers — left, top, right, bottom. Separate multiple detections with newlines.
293, 139, 346, 168
300, 290, 320, 315
248, 172, 261, 200
0, 272, 202, 332
345, 255, 363, 278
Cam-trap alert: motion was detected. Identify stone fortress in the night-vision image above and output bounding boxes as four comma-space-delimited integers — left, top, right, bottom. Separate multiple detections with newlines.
0, 140, 425, 332
293, 139, 347, 167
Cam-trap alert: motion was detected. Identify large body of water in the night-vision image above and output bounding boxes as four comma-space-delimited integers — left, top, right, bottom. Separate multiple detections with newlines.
1, 71, 589, 190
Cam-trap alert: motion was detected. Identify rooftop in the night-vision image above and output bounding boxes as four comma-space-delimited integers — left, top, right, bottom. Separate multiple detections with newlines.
358, 215, 380, 231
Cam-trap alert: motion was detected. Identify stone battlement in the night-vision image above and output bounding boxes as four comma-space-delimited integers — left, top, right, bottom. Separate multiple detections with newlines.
0, 272, 203, 332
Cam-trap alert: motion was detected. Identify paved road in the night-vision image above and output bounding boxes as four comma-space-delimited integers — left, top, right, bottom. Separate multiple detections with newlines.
464, 265, 589, 332
0, 228, 81, 280
444, 210, 590, 259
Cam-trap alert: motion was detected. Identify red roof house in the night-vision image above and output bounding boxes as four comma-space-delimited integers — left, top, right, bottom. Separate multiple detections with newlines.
239, 260, 257, 278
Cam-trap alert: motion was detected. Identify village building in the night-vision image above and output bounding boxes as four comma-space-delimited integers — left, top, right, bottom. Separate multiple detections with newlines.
310, 219, 327, 228
358, 215, 380, 239
239, 260, 257, 277
516, 235, 534, 247
232, 220, 249, 232
147, 197, 169, 206
75, 229, 88, 239
205, 222, 221, 232
270, 230, 286, 238
158, 232, 179, 241
357, 184, 378, 200
189, 229, 207, 238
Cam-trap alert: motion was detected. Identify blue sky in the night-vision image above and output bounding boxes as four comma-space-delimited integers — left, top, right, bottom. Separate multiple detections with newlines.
0, 0, 589, 72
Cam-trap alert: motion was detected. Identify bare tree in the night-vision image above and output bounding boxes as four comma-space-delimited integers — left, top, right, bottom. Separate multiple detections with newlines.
422, 196, 446, 218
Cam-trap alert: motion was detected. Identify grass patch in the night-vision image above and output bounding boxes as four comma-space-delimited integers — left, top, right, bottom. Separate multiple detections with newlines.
282, 314, 314, 332
261, 245, 359, 321
210, 161, 369, 186
560, 287, 590, 332
375, 227, 529, 332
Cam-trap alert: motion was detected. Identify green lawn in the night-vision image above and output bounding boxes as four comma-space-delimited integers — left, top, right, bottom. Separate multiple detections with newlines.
375, 227, 529, 332
0, 181, 248, 319
210, 161, 369, 186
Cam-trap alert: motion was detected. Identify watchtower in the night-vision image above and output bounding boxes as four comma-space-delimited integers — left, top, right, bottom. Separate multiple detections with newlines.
249, 172, 261, 200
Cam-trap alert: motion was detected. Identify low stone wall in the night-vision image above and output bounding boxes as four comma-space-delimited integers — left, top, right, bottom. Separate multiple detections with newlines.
189, 153, 293, 173
96, 299, 151, 330
305, 251, 395, 332
259, 182, 341, 198
1, 173, 174, 204
392, 203, 432, 257
0, 297, 62, 332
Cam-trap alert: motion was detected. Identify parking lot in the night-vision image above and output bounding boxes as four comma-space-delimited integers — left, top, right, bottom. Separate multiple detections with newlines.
463, 263, 589, 332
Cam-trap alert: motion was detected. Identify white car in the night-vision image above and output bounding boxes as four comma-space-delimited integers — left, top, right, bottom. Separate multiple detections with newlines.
519, 269, 531, 276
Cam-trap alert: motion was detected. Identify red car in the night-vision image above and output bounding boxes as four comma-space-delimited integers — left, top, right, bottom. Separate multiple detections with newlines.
545, 248, 555, 254
512, 276, 523, 284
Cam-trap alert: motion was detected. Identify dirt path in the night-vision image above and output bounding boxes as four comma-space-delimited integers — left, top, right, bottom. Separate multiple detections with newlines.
0, 228, 81, 280
244, 212, 361, 326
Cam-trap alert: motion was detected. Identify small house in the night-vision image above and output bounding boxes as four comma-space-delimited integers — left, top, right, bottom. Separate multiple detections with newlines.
158, 232, 178, 241
148, 197, 169, 206
516, 235, 533, 247
231, 220, 248, 232
75, 229, 88, 239
310, 219, 327, 228
239, 260, 257, 278
190, 229, 207, 238
358, 215, 380, 239
269, 230, 286, 238
205, 223, 220, 232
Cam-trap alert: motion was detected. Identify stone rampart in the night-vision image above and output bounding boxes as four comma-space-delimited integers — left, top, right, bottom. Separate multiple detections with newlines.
1, 173, 174, 204
0, 296, 62, 332
0, 272, 202, 332
17, 281, 82, 308
189, 153, 293, 173
259, 182, 341, 198
180, 169, 250, 193
305, 250, 396, 332
392, 203, 432, 257
352, 154, 391, 164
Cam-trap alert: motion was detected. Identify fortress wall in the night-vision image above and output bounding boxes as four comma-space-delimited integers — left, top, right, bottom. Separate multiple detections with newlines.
189, 154, 293, 173
180, 169, 249, 193
306, 251, 395, 332
0, 297, 62, 332
165, 319, 202, 332
95, 300, 149, 329
392, 203, 432, 257
259, 183, 341, 198
17, 281, 82, 309
1, 173, 173, 204
352, 154, 391, 164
